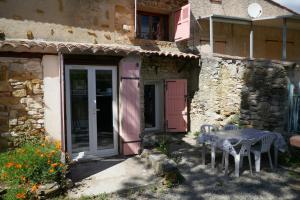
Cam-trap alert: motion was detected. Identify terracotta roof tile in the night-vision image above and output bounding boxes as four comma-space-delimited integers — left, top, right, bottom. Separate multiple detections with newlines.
0, 39, 199, 59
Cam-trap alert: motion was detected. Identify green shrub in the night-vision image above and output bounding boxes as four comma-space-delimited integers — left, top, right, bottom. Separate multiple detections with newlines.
278, 148, 300, 167
156, 140, 169, 156
228, 114, 241, 127
163, 171, 185, 188
193, 131, 200, 137
0, 140, 67, 199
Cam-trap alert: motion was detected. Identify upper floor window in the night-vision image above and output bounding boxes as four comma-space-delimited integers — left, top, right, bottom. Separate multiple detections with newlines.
137, 12, 169, 41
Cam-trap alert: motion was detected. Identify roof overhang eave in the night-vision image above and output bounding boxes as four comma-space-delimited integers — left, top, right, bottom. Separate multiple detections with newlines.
0, 39, 200, 59
199, 14, 252, 25
198, 14, 300, 25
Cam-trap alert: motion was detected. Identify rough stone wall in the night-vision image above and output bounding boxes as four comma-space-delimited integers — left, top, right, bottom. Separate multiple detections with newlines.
240, 60, 289, 132
190, 56, 291, 134
140, 56, 199, 132
0, 57, 44, 147
0, 0, 187, 51
0, 0, 133, 44
190, 56, 245, 132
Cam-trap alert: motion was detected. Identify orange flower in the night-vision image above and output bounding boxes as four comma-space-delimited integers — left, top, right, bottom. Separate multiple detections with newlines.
49, 168, 54, 173
59, 163, 63, 167
41, 143, 45, 147
51, 163, 58, 168
5, 162, 14, 168
1, 172, 7, 179
21, 176, 26, 182
40, 153, 44, 158
15, 164, 22, 169
47, 160, 51, 164
31, 184, 39, 193
16, 193, 26, 199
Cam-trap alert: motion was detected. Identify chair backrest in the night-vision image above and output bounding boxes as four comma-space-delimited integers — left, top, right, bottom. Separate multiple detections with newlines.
260, 134, 276, 153
224, 124, 239, 131
200, 124, 217, 134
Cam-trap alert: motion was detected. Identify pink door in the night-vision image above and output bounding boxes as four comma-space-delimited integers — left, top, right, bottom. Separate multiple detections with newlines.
165, 79, 188, 132
120, 60, 141, 155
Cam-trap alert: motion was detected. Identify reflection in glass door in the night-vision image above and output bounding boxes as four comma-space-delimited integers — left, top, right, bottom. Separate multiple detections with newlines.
69, 70, 89, 153
66, 65, 117, 159
95, 70, 114, 150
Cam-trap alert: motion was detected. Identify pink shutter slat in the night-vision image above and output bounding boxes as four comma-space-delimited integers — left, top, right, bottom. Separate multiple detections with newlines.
120, 60, 141, 155
174, 3, 191, 42
165, 79, 188, 132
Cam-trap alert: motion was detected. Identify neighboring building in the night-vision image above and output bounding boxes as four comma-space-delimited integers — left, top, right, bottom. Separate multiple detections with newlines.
188, 0, 300, 60
0, 0, 299, 158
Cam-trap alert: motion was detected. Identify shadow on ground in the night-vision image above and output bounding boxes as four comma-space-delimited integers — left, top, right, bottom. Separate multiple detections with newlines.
116, 133, 300, 200
68, 156, 128, 182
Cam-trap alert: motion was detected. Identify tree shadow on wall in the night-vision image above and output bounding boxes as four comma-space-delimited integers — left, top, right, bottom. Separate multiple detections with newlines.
239, 59, 290, 132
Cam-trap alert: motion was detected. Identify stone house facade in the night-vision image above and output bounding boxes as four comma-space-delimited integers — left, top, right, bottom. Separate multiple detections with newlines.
0, 0, 199, 157
0, 0, 299, 157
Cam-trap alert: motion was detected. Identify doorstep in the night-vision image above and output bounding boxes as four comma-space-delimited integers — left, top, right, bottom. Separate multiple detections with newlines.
67, 155, 157, 198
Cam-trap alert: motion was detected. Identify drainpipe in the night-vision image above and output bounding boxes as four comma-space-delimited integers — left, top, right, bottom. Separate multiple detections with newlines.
250, 22, 254, 59
209, 16, 214, 54
58, 52, 66, 161
135, 0, 137, 37
282, 18, 287, 61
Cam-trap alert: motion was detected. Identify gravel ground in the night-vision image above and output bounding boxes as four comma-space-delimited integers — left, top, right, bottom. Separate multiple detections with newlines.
62, 134, 300, 200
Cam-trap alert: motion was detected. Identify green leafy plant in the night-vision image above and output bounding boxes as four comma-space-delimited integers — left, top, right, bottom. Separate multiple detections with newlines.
278, 149, 300, 167
156, 139, 170, 156
227, 114, 241, 127
0, 140, 67, 199
193, 131, 200, 137
163, 171, 185, 188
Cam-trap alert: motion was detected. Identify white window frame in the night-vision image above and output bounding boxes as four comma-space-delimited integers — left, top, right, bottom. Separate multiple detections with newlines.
65, 65, 118, 160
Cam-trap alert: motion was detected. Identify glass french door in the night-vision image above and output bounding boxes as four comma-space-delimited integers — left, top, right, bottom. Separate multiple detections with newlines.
65, 65, 118, 159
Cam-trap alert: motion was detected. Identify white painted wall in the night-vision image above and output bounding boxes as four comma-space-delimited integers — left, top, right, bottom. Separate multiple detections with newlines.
43, 55, 62, 141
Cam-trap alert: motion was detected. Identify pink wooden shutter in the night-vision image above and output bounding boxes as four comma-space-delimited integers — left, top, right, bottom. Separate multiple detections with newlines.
120, 60, 141, 155
165, 79, 187, 132
174, 4, 191, 42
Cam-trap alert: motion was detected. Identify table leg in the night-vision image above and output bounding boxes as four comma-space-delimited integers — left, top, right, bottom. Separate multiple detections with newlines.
202, 143, 206, 166
234, 155, 240, 177
211, 145, 216, 169
274, 147, 278, 169
224, 152, 229, 176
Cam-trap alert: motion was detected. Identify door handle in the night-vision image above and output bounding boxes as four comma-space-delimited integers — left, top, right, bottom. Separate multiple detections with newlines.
96, 109, 100, 112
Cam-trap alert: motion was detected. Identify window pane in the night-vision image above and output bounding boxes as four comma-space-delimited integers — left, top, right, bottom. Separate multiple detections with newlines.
144, 84, 156, 128
141, 15, 150, 39
138, 12, 169, 41
95, 70, 114, 150
70, 70, 89, 153
152, 16, 160, 40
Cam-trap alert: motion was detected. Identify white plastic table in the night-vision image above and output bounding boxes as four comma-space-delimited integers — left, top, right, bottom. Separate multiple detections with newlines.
198, 128, 287, 171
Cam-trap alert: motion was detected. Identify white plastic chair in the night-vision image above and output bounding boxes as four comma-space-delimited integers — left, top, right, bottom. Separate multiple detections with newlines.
200, 124, 218, 168
251, 134, 276, 172
224, 124, 239, 131
222, 139, 256, 177
201, 124, 218, 134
